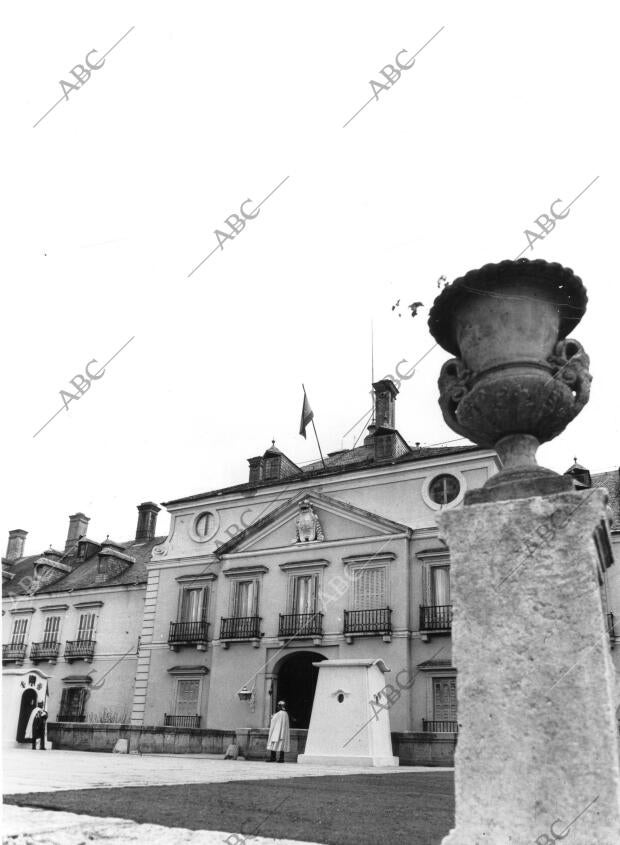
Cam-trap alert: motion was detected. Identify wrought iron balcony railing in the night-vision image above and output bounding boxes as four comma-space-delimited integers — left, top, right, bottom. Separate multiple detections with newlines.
419, 604, 453, 631
220, 616, 262, 640
423, 719, 458, 733
344, 607, 392, 635
168, 620, 210, 645
278, 612, 323, 638
31, 641, 61, 662
65, 639, 96, 661
2, 642, 27, 663
164, 714, 201, 728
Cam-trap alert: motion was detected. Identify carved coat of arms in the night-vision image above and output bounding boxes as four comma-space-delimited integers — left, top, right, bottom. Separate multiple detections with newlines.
293, 499, 324, 543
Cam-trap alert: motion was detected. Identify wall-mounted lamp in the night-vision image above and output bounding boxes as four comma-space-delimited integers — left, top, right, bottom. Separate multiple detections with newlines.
237, 685, 256, 712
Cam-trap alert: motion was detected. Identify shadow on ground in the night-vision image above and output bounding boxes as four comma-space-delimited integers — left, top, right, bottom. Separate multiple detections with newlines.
5, 772, 455, 845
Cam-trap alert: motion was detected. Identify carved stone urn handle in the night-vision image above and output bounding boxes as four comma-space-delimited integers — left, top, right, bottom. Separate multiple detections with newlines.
546, 338, 592, 413
437, 357, 473, 440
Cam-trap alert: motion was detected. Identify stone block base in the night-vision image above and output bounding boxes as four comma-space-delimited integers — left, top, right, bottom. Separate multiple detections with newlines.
297, 753, 399, 767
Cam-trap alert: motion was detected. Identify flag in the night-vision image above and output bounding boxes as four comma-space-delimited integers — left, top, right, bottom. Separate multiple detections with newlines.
299, 390, 314, 439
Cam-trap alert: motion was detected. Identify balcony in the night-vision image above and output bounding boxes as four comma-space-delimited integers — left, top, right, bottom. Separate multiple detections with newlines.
2, 642, 27, 664
344, 608, 392, 643
168, 620, 210, 651
278, 612, 323, 641
65, 639, 96, 663
220, 616, 262, 647
164, 714, 201, 728
419, 604, 453, 639
423, 719, 458, 733
31, 641, 61, 663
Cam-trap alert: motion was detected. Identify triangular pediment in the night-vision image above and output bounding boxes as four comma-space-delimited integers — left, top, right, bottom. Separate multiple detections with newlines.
215, 490, 411, 556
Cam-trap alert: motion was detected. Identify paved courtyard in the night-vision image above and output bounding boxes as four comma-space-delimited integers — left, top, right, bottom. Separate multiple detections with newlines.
2, 749, 454, 844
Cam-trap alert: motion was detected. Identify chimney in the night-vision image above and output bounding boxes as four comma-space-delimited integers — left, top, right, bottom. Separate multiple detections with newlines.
135, 502, 160, 541
364, 379, 399, 445
65, 513, 90, 553
373, 379, 399, 428
5, 529, 27, 564
248, 456, 262, 485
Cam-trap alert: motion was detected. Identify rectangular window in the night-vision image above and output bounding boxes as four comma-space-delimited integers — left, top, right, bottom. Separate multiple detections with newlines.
58, 687, 88, 722
77, 613, 96, 641
291, 574, 318, 614
430, 566, 450, 605
433, 677, 457, 721
11, 617, 28, 645
180, 587, 209, 622
175, 678, 200, 716
43, 616, 61, 644
232, 580, 257, 617
352, 566, 387, 610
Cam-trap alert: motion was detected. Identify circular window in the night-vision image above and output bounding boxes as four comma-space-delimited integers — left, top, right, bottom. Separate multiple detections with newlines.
428, 474, 460, 505
195, 511, 215, 538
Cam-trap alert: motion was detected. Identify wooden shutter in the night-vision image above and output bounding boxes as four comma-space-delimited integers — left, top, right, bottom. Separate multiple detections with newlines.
201, 587, 210, 621
354, 566, 386, 610
176, 679, 200, 715
58, 689, 69, 720
12, 617, 28, 644
78, 613, 95, 641
43, 616, 60, 643
76, 687, 88, 721
433, 678, 457, 720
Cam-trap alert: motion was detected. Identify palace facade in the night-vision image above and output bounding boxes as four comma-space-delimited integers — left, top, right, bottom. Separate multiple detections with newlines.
4, 380, 618, 757
131, 380, 498, 738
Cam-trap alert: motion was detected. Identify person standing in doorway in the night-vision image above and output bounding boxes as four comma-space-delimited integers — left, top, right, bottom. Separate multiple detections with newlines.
266, 700, 290, 763
28, 702, 48, 750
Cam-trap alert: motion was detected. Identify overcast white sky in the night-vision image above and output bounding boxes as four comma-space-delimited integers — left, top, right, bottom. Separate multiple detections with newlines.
1, 1, 618, 555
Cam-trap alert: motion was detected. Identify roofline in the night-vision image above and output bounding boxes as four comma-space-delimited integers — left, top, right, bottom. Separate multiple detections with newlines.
161, 444, 493, 507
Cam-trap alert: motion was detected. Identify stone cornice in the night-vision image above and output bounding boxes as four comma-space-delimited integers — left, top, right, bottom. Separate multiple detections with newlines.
175, 573, 217, 584
222, 565, 269, 578
279, 559, 330, 571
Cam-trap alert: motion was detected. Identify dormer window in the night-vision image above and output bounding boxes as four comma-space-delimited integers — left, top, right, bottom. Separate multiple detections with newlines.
263, 457, 280, 480
247, 443, 301, 484
77, 539, 102, 561
564, 459, 592, 489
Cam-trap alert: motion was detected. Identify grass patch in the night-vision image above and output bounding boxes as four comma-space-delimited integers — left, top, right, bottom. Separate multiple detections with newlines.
5, 772, 454, 844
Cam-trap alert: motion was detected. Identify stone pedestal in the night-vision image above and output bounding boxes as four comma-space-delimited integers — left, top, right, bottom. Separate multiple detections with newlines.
439, 488, 620, 844
297, 658, 399, 767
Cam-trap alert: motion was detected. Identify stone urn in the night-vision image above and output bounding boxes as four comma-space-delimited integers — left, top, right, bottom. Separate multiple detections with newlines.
427, 259, 592, 502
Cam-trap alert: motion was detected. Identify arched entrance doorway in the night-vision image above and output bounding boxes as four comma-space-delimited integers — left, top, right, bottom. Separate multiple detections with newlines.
276, 651, 326, 729
16, 688, 38, 743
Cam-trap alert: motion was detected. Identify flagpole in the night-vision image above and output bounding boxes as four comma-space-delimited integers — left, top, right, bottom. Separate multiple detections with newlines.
302, 383, 326, 469
311, 418, 327, 470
